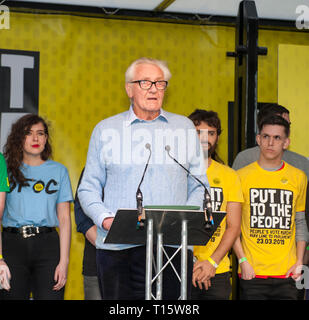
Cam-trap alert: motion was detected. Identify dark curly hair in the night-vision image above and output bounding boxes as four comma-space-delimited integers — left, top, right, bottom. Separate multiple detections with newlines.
3, 114, 52, 186
188, 109, 224, 164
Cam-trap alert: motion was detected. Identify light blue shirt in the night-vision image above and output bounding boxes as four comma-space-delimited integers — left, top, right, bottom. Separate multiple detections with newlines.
78, 107, 209, 250
3, 160, 73, 227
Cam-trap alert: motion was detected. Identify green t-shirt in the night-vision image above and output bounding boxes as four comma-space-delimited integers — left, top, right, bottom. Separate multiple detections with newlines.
0, 153, 10, 192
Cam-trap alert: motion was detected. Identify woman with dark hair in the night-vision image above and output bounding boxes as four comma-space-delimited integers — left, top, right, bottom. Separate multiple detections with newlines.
0, 114, 73, 300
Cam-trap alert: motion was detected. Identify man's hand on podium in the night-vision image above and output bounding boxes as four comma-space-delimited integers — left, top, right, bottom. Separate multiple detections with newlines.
102, 217, 114, 231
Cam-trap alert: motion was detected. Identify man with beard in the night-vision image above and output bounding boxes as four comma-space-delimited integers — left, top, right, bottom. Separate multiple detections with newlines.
188, 109, 243, 300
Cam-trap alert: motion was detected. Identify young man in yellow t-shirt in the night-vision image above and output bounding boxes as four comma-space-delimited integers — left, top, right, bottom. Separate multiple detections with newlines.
188, 109, 243, 300
233, 115, 308, 300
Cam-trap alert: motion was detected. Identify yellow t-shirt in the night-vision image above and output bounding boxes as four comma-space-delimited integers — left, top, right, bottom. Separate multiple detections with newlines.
194, 160, 244, 274
237, 161, 307, 276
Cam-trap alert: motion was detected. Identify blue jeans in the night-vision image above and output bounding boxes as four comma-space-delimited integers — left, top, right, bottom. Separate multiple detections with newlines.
96, 246, 193, 300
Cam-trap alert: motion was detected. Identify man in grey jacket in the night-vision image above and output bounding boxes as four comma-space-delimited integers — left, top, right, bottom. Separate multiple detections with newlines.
232, 104, 309, 179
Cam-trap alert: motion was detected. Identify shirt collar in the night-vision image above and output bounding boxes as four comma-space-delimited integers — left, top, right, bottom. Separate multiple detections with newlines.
125, 105, 169, 126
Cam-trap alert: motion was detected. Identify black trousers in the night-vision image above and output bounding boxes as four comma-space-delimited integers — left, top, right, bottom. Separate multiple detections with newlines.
96, 246, 193, 300
0, 230, 64, 300
240, 277, 298, 300
191, 272, 232, 300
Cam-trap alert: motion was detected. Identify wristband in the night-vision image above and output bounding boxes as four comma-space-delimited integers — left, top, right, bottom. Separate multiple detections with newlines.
0, 254, 3, 260
207, 257, 218, 268
306, 245, 309, 251
238, 257, 247, 264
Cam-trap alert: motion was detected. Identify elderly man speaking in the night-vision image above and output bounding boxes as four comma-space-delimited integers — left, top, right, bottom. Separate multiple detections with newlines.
78, 57, 208, 300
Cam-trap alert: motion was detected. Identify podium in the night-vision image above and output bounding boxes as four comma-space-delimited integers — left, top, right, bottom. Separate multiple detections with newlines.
104, 206, 225, 300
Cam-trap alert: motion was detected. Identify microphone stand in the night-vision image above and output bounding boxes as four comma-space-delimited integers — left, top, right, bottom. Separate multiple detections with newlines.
165, 146, 213, 229
136, 144, 152, 229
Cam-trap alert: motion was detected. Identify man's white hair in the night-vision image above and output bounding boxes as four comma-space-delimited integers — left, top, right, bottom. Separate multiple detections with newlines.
125, 57, 172, 83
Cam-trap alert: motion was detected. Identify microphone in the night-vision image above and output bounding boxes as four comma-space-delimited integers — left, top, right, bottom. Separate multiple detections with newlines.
165, 145, 213, 229
136, 143, 152, 229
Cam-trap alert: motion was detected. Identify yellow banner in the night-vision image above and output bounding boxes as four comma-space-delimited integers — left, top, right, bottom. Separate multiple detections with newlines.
278, 44, 309, 158
1, 9, 309, 299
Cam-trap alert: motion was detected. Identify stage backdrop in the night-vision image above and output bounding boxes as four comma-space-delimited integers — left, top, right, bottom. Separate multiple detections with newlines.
278, 44, 309, 158
1, 9, 309, 299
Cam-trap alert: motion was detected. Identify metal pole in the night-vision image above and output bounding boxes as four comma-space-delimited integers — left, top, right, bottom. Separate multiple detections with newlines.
156, 233, 163, 300
145, 218, 153, 300
180, 219, 188, 300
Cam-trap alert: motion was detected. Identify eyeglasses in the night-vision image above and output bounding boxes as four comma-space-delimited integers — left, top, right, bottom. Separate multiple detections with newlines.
129, 80, 168, 90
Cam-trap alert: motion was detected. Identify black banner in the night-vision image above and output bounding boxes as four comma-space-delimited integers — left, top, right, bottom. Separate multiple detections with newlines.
0, 48, 39, 150
250, 187, 293, 230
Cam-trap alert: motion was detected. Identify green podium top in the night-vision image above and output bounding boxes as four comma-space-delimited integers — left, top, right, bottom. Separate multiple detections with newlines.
144, 205, 200, 210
